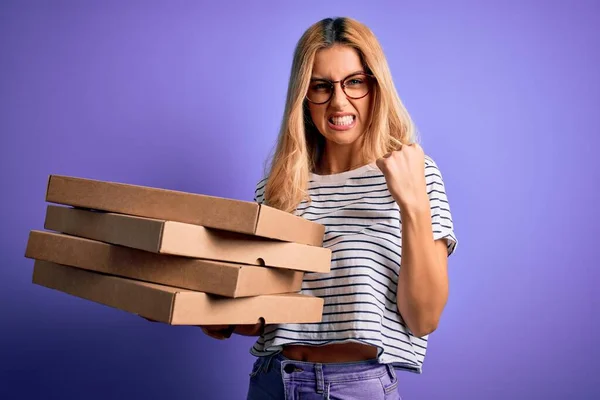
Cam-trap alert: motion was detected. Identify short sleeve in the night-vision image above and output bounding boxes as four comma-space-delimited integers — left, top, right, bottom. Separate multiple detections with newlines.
424, 156, 458, 256
253, 177, 268, 205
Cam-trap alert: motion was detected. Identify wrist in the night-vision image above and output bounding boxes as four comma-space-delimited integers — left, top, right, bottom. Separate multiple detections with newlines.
397, 194, 430, 216
233, 318, 265, 336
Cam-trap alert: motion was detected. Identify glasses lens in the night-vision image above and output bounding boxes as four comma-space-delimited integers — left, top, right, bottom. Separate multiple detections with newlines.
343, 74, 372, 99
306, 74, 374, 103
307, 80, 332, 103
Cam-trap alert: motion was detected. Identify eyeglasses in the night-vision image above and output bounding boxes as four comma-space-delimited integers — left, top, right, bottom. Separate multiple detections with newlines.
306, 72, 376, 105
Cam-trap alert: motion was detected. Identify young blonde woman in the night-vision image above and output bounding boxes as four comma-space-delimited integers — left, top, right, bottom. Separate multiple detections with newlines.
202, 16, 458, 399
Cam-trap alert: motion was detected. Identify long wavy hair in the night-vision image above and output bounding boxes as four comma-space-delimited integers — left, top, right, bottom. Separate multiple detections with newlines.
264, 17, 416, 213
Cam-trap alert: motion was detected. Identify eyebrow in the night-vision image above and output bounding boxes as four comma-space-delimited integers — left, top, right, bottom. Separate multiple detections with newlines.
310, 70, 365, 81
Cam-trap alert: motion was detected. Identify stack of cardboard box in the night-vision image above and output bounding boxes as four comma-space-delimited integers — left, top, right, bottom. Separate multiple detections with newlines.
25, 175, 330, 327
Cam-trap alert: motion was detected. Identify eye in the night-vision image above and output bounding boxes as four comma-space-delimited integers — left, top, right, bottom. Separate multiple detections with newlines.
311, 82, 331, 91
345, 78, 364, 86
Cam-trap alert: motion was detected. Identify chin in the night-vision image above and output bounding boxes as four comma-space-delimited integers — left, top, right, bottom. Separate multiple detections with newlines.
322, 128, 363, 146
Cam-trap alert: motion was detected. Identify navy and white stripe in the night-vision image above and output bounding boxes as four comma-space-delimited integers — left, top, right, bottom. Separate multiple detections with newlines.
250, 155, 457, 374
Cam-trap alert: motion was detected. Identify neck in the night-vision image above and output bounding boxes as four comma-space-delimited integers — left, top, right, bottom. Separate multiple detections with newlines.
317, 139, 368, 175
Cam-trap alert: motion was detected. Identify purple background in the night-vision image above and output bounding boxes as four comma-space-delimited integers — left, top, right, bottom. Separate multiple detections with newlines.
1, 1, 598, 399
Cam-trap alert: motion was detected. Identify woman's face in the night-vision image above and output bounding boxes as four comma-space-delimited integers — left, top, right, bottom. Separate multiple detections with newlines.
306, 45, 373, 147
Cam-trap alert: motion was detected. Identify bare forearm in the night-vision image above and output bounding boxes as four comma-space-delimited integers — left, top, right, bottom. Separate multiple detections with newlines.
397, 202, 448, 337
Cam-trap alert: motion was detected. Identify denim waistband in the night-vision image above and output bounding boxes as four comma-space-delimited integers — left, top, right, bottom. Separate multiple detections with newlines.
261, 352, 394, 384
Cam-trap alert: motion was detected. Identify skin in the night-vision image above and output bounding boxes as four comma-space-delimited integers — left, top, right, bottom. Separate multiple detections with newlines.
199, 44, 450, 360
307, 44, 373, 175
376, 145, 450, 338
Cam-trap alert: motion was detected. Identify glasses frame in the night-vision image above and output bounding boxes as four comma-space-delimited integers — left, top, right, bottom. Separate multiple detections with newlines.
305, 72, 376, 105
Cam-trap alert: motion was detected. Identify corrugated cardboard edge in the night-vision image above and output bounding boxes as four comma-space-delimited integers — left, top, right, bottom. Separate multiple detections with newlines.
44, 205, 166, 253
256, 205, 325, 247
43, 204, 330, 273
162, 221, 331, 273
32, 260, 177, 323
25, 230, 304, 298
235, 266, 304, 297
249, 240, 332, 273
25, 230, 242, 297
160, 220, 213, 255
171, 292, 324, 325
33, 261, 323, 325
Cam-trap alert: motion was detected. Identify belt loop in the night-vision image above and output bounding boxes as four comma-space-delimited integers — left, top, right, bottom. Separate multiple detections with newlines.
386, 363, 395, 380
315, 363, 325, 394
264, 353, 275, 373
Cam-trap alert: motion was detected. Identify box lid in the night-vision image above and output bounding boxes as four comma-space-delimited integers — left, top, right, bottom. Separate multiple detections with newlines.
32, 260, 324, 325
43, 205, 331, 273
46, 175, 324, 246
25, 230, 305, 298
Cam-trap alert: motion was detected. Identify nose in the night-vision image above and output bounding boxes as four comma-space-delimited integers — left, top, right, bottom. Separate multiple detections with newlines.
329, 82, 348, 108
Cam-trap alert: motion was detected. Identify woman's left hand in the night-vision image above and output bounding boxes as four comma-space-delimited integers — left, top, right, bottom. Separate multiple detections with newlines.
200, 325, 236, 340
376, 143, 428, 210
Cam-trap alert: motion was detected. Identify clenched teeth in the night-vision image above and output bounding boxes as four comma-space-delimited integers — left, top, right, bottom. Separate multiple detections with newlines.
329, 116, 355, 126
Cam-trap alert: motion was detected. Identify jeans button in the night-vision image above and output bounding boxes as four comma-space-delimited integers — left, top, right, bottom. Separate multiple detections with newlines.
284, 364, 296, 374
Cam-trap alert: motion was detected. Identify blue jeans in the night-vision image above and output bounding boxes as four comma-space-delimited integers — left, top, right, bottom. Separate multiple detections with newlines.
246, 353, 402, 399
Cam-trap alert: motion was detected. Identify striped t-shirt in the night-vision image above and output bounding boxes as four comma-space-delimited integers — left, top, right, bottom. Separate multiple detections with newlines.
250, 155, 457, 373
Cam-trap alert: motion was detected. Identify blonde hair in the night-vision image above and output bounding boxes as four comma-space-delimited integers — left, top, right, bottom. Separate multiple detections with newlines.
264, 17, 416, 213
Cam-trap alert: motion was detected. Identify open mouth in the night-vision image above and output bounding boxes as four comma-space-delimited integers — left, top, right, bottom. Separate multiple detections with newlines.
328, 115, 355, 126
328, 115, 356, 131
